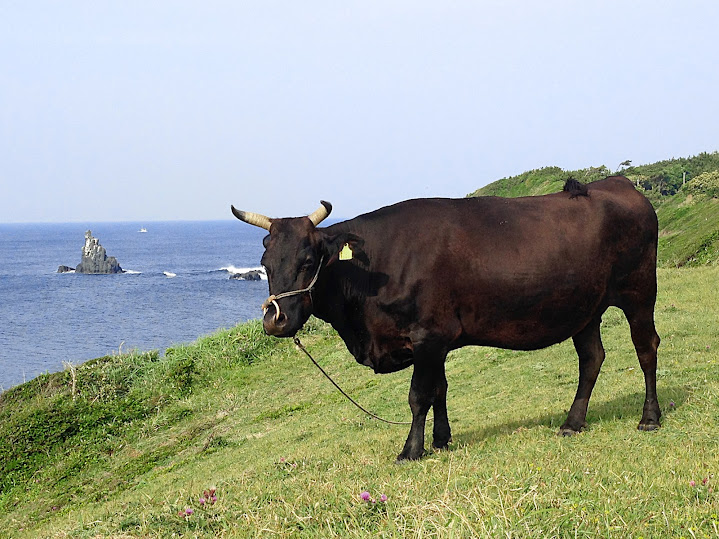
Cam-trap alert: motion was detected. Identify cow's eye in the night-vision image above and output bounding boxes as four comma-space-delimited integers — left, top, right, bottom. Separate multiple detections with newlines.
300, 259, 314, 271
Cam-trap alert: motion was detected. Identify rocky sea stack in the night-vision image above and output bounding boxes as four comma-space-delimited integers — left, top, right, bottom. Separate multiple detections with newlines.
229, 269, 263, 281
59, 230, 123, 274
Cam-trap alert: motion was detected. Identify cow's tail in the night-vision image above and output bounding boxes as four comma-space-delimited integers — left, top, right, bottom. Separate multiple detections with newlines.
563, 178, 589, 199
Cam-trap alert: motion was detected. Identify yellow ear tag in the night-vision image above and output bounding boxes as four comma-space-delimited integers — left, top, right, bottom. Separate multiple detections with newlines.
339, 243, 353, 261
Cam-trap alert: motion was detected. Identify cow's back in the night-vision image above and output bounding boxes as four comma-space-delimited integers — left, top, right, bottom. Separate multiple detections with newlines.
319, 176, 658, 365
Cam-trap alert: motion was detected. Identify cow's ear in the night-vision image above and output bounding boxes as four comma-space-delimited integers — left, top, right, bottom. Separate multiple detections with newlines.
322, 232, 368, 266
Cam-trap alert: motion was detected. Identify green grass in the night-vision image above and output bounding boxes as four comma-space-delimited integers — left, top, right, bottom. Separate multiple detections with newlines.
657, 192, 719, 267
2, 266, 719, 537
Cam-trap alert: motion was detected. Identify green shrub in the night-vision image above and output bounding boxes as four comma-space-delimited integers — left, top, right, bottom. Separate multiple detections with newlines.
684, 170, 719, 198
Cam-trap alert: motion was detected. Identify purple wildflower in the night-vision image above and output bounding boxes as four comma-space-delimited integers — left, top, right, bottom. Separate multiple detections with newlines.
199, 497, 206, 506
690, 480, 696, 487
380, 494, 388, 503
360, 491, 371, 501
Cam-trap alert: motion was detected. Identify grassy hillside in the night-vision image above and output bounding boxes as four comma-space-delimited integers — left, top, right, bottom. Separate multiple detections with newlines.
2, 266, 719, 537
469, 152, 719, 267
655, 172, 719, 267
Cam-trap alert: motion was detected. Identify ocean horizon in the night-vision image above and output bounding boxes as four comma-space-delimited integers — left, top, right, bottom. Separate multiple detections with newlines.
0, 220, 271, 391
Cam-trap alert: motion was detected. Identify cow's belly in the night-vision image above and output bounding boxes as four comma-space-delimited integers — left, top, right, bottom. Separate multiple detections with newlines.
459, 315, 591, 351
456, 286, 607, 351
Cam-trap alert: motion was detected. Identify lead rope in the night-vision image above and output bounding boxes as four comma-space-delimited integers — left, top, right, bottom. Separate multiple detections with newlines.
264, 257, 413, 426
293, 336, 412, 425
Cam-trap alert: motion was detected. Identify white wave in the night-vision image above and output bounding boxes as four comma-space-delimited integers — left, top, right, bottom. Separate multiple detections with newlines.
221, 265, 267, 280
163, 271, 177, 278
123, 269, 142, 274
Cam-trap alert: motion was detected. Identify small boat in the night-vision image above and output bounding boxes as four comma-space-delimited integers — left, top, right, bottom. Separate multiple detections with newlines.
139, 227, 148, 233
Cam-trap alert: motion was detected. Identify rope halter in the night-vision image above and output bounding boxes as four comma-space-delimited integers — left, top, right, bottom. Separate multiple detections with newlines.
261, 256, 324, 322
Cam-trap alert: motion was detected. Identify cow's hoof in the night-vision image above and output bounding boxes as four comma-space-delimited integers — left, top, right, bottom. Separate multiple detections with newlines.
396, 448, 425, 462
638, 407, 661, 431
432, 436, 452, 451
558, 422, 586, 437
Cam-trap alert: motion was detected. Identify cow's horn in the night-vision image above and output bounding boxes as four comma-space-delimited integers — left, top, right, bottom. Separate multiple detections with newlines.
231, 205, 273, 231
308, 200, 332, 227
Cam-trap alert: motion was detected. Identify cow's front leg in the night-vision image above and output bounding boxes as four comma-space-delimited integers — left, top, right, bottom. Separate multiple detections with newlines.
397, 350, 449, 461
560, 318, 605, 436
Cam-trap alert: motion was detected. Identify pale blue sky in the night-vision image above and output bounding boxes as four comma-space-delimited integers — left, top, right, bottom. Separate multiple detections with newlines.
2, 1, 718, 223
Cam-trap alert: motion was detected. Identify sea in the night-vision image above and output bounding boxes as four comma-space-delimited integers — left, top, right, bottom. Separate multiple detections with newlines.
0, 221, 271, 391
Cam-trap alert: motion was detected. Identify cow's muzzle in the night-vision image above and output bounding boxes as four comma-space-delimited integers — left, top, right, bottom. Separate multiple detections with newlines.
263, 303, 292, 336
260, 256, 324, 337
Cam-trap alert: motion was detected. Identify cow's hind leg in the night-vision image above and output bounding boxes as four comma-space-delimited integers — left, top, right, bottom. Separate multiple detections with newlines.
559, 318, 605, 436
431, 365, 452, 450
397, 347, 449, 461
625, 306, 661, 430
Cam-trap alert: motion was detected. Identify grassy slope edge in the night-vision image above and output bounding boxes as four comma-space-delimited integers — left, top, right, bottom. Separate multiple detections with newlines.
2, 267, 719, 537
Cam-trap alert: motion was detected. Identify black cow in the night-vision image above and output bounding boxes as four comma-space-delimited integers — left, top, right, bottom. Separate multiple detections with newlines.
232, 176, 661, 461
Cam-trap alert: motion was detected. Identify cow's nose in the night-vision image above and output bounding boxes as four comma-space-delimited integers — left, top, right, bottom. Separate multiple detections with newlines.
263, 309, 288, 336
